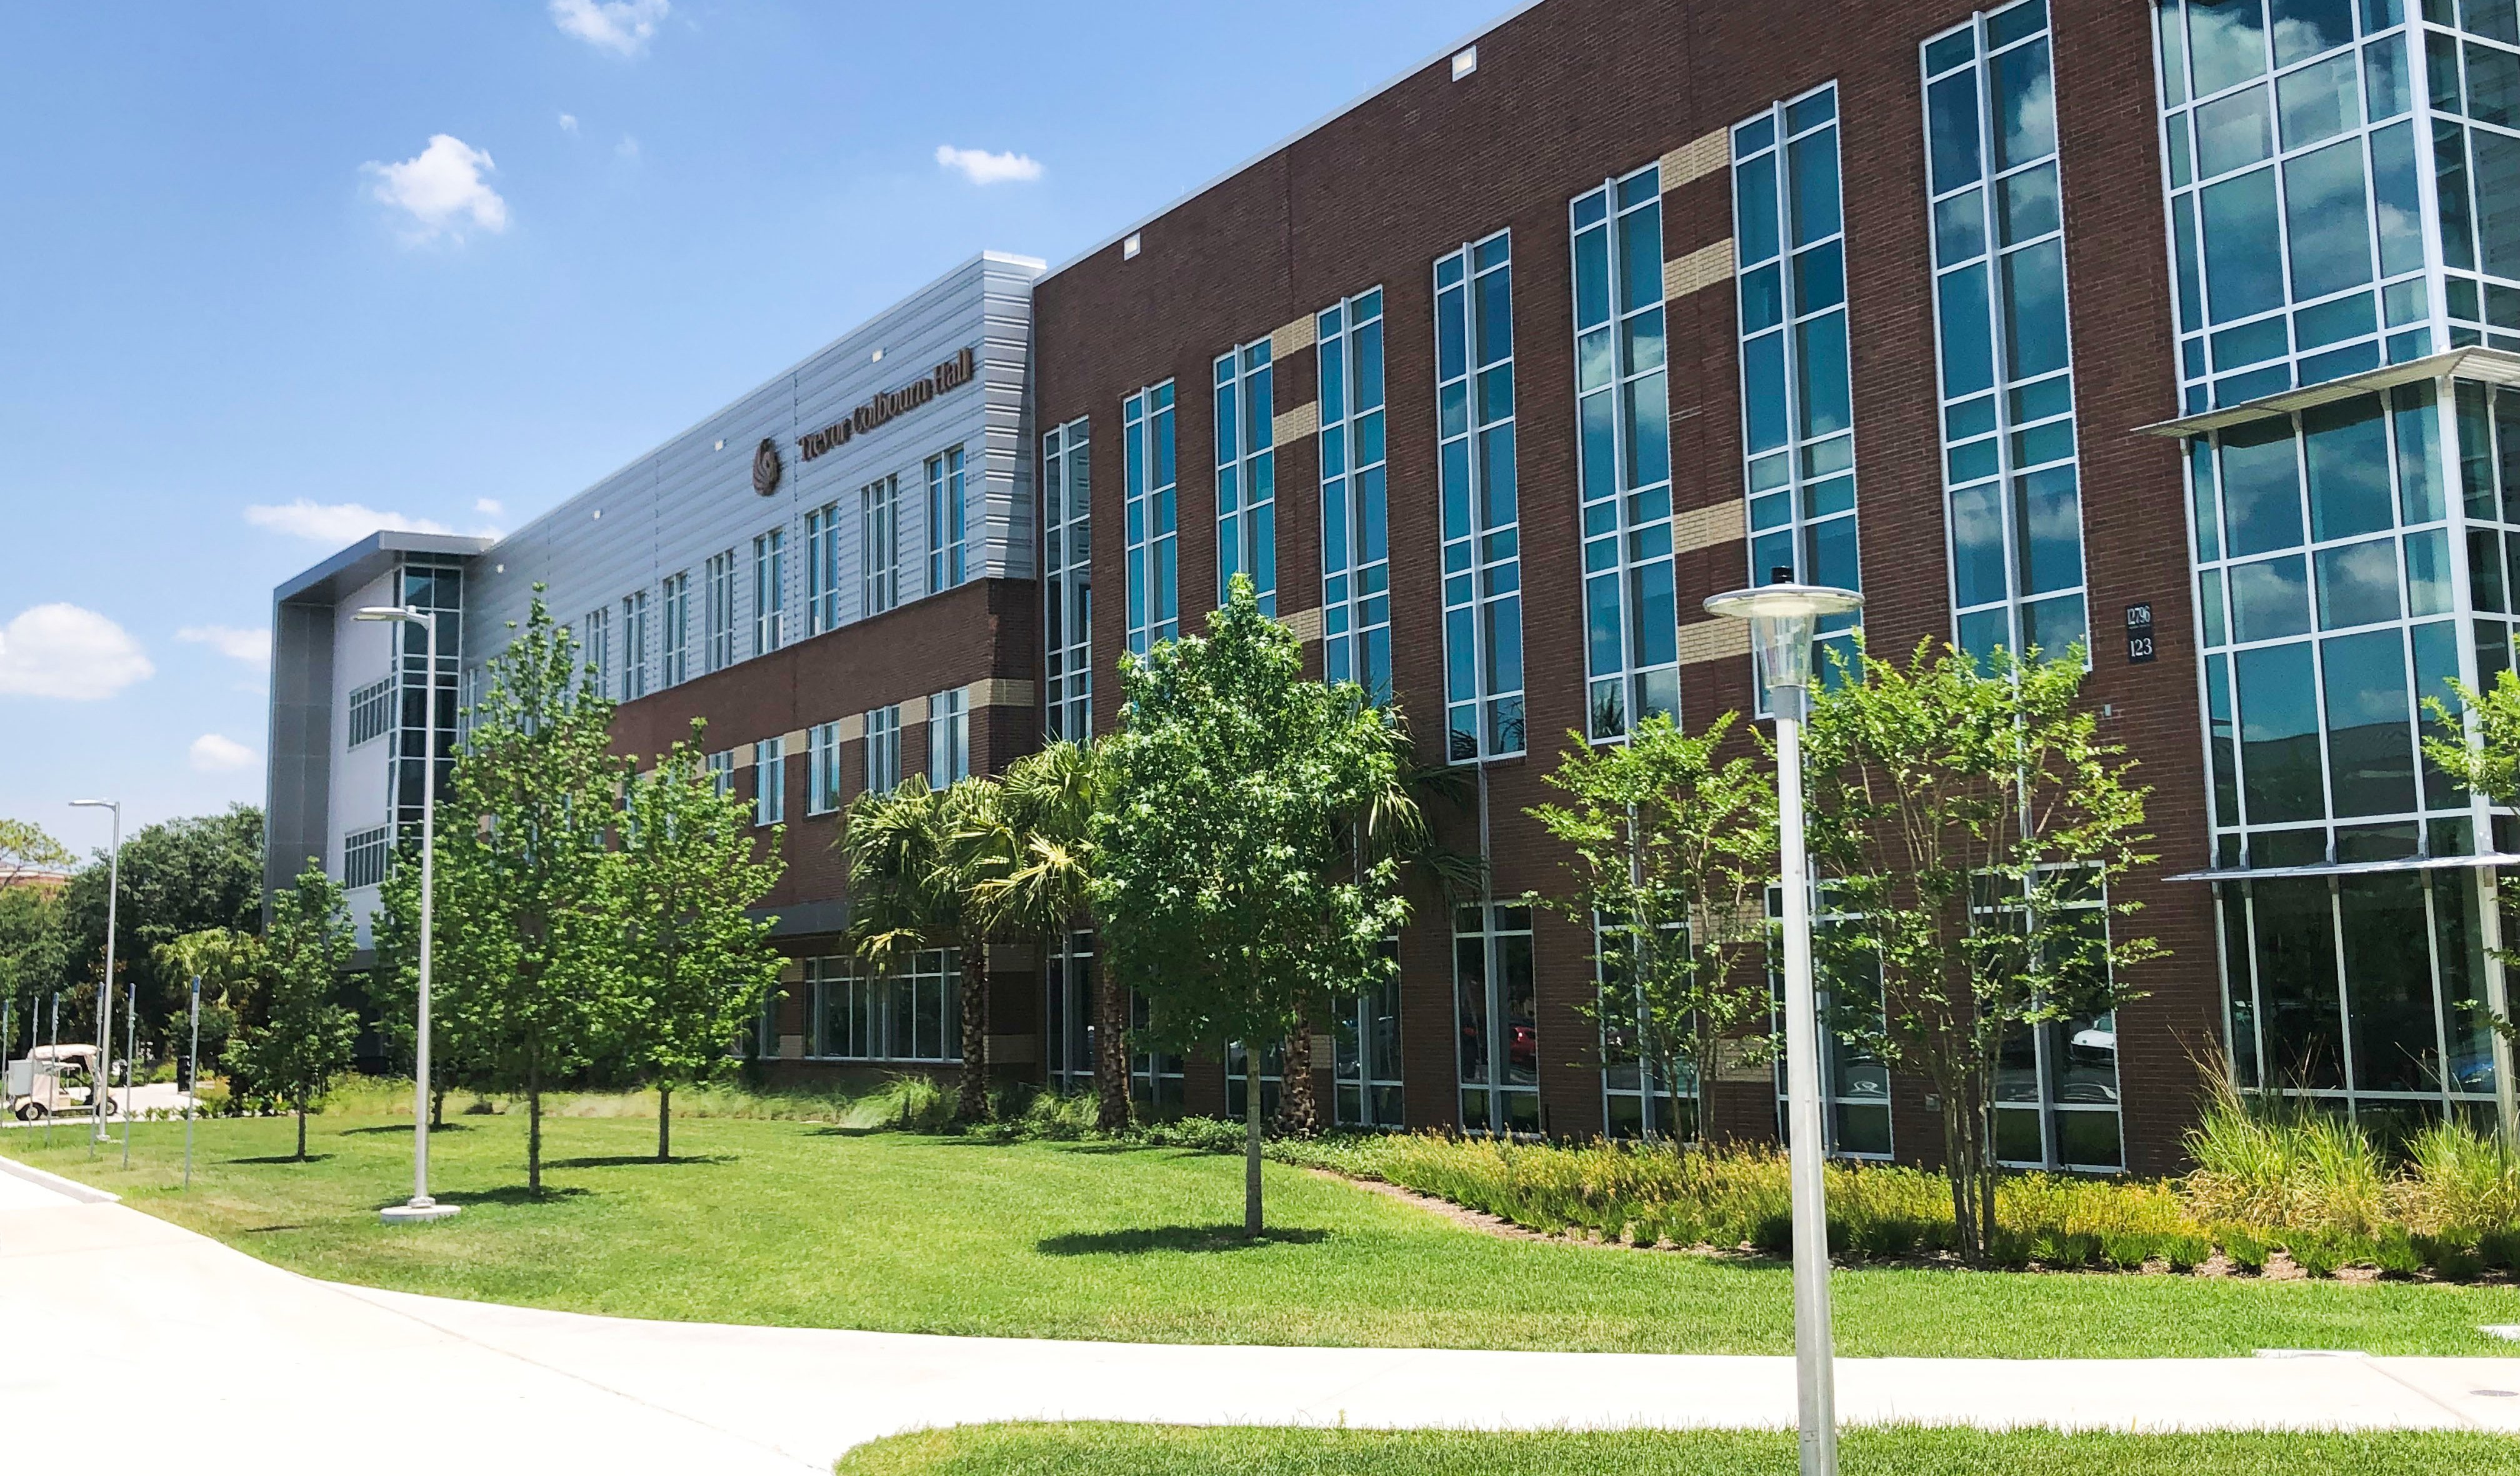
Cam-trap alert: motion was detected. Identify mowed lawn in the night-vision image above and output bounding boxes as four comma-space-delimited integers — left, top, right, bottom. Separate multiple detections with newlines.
10, 1110, 2519, 1357
833, 1425, 2520, 1476
834, 1425, 2520, 1476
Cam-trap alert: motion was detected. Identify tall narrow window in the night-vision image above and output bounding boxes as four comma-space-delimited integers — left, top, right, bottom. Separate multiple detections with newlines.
581, 606, 611, 696
1332, 944, 1404, 1127
927, 688, 969, 787
704, 550, 736, 672
1124, 382, 1179, 654
620, 591, 648, 701
706, 749, 734, 797
2151, 0, 2431, 409
926, 446, 968, 592
754, 736, 786, 827
1928, 8, 2089, 667
862, 474, 899, 616
661, 571, 690, 687
808, 720, 842, 815
865, 704, 901, 795
1214, 339, 1276, 612
806, 500, 843, 634
1573, 162, 1677, 741
1454, 903, 1539, 1134
1434, 231, 1525, 761
1043, 417, 1093, 740
1319, 289, 1392, 703
752, 529, 786, 656
1736, 83, 1862, 682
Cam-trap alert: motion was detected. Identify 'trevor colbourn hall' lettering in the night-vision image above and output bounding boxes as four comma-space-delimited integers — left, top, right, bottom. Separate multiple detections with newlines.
798, 347, 976, 461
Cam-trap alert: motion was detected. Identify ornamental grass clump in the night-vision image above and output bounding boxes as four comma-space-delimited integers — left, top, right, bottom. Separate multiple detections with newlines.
2182, 1082, 2388, 1237
2396, 1118, 2520, 1235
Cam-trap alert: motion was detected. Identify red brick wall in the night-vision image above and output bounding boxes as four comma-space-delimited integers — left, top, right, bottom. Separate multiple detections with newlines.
1035, 0, 2217, 1169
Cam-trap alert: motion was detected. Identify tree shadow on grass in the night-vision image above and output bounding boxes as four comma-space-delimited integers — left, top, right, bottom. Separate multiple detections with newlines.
546, 1154, 734, 1170
228, 1154, 334, 1165
340, 1122, 474, 1137
1038, 1224, 1331, 1256
431, 1185, 592, 1207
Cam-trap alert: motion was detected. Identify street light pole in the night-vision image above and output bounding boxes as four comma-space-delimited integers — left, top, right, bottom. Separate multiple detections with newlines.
356, 604, 460, 1225
121, 971, 136, 1167
69, 799, 120, 1151
1706, 574, 1862, 1476
185, 974, 200, 1190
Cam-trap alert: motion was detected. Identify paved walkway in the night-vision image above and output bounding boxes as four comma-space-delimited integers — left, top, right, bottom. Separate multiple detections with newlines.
2, 1159, 2515, 1475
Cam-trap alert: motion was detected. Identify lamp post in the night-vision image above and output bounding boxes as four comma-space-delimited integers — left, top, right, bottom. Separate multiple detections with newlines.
355, 604, 460, 1225
184, 974, 200, 1190
69, 799, 120, 1150
1704, 572, 1862, 1476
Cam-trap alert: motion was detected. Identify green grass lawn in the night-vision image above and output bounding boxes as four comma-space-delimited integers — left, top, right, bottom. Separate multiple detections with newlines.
11, 1110, 2519, 1357
832, 1425, 2517, 1476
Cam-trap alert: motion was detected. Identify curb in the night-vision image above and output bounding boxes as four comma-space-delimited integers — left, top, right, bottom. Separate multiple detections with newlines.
0, 1153, 121, 1204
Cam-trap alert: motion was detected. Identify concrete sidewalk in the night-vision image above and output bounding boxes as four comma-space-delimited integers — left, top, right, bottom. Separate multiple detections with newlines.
1, 1161, 2514, 1475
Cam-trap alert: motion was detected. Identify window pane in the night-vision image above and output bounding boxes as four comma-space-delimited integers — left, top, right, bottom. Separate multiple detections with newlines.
2340, 874, 2438, 1093
1992, 39, 2056, 171
1951, 482, 2008, 607
1796, 312, 1851, 440
2196, 83, 2273, 177
2014, 466, 2082, 596
2276, 51, 2360, 149
2231, 554, 2313, 641
2236, 641, 2324, 822
2189, 0, 2270, 97
2220, 416, 2306, 554
1735, 153, 1780, 265
2001, 240, 2070, 380
2282, 138, 2375, 299
2314, 537, 2404, 628
2201, 167, 2286, 323
2471, 126, 2520, 280
1744, 331, 1790, 451
1938, 264, 1996, 398
2302, 395, 2394, 539
2251, 877, 2345, 1089
1789, 130, 1841, 246
2321, 627, 2416, 814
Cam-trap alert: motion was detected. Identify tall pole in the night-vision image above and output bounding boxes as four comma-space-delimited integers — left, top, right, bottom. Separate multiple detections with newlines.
415, 609, 439, 1210
76, 800, 121, 1150
121, 972, 136, 1167
1774, 692, 1838, 1476
184, 974, 200, 1190
45, 993, 57, 1148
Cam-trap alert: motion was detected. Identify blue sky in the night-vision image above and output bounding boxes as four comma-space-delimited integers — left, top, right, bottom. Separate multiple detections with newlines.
0, 0, 1511, 842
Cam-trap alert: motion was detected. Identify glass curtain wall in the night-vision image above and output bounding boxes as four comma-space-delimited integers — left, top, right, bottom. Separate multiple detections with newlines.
1735, 85, 1862, 682
390, 559, 461, 827
704, 549, 736, 672
1572, 163, 1679, 742
1455, 902, 1539, 1134
621, 591, 649, 701
862, 475, 899, 617
1598, 918, 1694, 1141
1214, 339, 1277, 613
2155, 0, 2430, 416
1124, 382, 1179, 654
1319, 289, 1393, 703
661, 571, 689, 687
1768, 887, 1894, 1157
1926, 2, 2094, 667
752, 530, 786, 655
808, 501, 844, 634
927, 446, 967, 593
1129, 990, 1186, 1114
812, 951, 962, 1062
1042, 417, 1094, 741
1045, 930, 1097, 1094
1332, 960, 1404, 1128
1435, 232, 1526, 761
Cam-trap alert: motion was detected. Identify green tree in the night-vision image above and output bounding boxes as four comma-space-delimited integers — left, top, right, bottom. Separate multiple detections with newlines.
2422, 672, 2520, 1063
0, 819, 72, 888
222, 866, 358, 1159
434, 592, 629, 1194
368, 845, 484, 1128
616, 720, 787, 1159
0, 885, 68, 1059
1528, 712, 1776, 1146
150, 927, 261, 1087
970, 741, 1117, 1127
1094, 577, 1410, 1233
840, 774, 1006, 1122
59, 804, 262, 1057
1801, 637, 2161, 1262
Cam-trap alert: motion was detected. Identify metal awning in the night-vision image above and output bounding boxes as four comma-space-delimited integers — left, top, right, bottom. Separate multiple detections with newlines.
2166, 851, 2520, 882
2134, 347, 2520, 438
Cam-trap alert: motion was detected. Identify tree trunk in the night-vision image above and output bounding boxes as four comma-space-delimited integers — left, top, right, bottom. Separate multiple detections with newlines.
658, 1079, 672, 1162
431, 1084, 446, 1130
1943, 1094, 1976, 1264
1274, 1011, 1318, 1137
1244, 1058, 1264, 1237
528, 1062, 543, 1197
295, 1101, 308, 1161
1095, 967, 1130, 1133
957, 942, 990, 1123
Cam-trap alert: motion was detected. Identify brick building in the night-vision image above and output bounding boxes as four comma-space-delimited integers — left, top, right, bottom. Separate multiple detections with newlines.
272, 0, 2520, 1172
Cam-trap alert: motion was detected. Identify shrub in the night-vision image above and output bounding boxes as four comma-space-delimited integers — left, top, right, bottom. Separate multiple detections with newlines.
2414, 1229, 2485, 1280
2374, 1227, 2423, 1277
2162, 1232, 2211, 1272
842, 1075, 950, 1132
2101, 1232, 2154, 1270
2482, 1227, 2520, 1273
2220, 1225, 2269, 1273
2399, 1119, 2520, 1236
2184, 1082, 2386, 1236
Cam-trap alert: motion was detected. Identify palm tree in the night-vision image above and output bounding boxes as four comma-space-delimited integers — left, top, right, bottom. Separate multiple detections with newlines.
971, 742, 1116, 1128
839, 774, 1012, 1123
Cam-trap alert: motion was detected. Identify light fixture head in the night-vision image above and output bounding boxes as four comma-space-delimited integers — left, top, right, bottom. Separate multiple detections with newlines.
69, 798, 114, 809
354, 605, 418, 622
1703, 579, 1862, 705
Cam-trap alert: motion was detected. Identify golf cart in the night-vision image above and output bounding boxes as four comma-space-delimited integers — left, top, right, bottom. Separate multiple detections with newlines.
4, 1044, 122, 1121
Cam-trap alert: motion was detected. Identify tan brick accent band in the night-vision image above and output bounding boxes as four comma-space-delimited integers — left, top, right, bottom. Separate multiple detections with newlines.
778, 959, 806, 983
1664, 237, 1734, 299
1676, 617, 1751, 665
967, 678, 1037, 709
1269, 314, 1318, 357
1659, 128, 1729, 190
837, 713, 865, 741
1281, 606, 1324, 644
1672, 499, 1746, 554
1273, 400, 1320, 444
776, 1033, 805, 1061
780, 729, 808, 752
721, 747, 752, 770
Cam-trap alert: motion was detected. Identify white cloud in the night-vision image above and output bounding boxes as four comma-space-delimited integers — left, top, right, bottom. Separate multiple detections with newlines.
177, 625, 271, 669
244, 499, 454, 544
475, 497, 506, 517
551, 0, 669, 56
189, 734, 256, 774
934, 145, 1042, 186
558, 112, 579, 134
0, 604, 153, 701
361, 134, 509, 244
